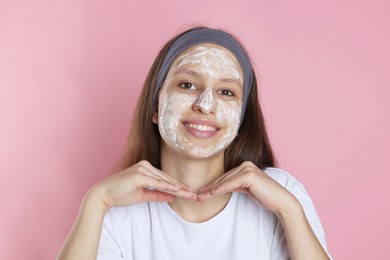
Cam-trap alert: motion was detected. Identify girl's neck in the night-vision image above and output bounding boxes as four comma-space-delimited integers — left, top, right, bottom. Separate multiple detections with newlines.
160, 145, 225, 192
160, 144, 231, 223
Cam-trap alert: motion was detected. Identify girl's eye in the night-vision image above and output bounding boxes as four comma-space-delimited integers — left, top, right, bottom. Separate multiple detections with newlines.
179, 82, 197, 90
219, 89, 235, 97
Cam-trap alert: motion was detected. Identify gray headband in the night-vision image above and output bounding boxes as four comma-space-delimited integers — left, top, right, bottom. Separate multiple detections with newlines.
153, 28, 253, 122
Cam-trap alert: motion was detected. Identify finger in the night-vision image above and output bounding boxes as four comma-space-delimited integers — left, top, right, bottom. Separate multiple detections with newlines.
140, 189, 176, 202
140, 175, 183, 193
232, 187, 248, 194
200, 167, 242, 194
199, 176, 247, 202
174, 189, 199, 201
141, 175, 198, 201
141, 164, 194, 192
211, 178, 245, 197
199, 170, 233, 193
157, 171, 194, 192
203, 162, 258, 193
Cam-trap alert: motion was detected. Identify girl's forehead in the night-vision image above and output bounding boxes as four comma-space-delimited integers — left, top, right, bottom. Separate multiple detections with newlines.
172, 43, 243, 72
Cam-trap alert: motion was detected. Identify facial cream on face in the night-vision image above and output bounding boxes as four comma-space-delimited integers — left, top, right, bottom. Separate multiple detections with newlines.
157, 45, 243, 158
195, 87, 215, 113
175, 46, 243, 82
158, 92, 241, 158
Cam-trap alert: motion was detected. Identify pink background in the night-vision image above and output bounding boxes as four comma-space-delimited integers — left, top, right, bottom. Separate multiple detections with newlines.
1, 1, 389, 259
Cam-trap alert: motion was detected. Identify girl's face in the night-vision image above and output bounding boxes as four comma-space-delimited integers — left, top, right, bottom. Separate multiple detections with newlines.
155, 43, 244, 158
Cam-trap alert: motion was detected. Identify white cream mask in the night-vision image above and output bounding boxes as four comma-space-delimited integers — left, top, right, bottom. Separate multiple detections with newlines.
158, 92, 241, 158
195, 87, 215, 113
157, 45, 243, 158
175, 46, 243, 83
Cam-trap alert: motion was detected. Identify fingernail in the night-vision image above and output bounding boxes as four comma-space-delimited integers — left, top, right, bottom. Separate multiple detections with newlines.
198, 193, 210, 202
187, 191, 197, 197
210, 189, 216, 195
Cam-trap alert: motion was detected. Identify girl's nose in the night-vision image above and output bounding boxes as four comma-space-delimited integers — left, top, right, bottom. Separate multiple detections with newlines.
193, 87, 217, 114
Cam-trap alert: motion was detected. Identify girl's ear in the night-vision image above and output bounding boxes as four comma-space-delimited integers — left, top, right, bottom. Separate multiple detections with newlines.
152, 107, 158, 124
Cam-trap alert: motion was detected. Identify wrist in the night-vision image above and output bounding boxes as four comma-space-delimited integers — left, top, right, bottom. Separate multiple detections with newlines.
275, 196, 304, 222
82, 186, 110, 216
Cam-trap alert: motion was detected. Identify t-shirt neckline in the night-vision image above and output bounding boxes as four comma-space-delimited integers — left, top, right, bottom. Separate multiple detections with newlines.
161, 192, 238, 229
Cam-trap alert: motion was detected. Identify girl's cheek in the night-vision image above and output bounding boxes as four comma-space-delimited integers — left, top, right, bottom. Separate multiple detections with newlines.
216, 101, 241, 127
167, 94, 195, 114
159, 92, 196, 126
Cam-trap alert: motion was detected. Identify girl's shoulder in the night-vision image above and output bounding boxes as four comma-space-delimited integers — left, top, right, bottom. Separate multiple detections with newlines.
262, 167, 307, 193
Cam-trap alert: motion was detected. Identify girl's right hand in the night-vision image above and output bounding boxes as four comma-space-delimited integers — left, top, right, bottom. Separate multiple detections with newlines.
87, 160, 198, 210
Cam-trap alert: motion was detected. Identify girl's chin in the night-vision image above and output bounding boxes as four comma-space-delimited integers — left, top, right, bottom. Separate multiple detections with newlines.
160, 130, 233, 159
173, 143, 225, 159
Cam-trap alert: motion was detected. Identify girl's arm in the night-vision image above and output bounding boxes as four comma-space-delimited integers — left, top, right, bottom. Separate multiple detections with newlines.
57, 161, 197, 260
275, 195, 329, 260
199, 161, 330, 260
56, 190, 109, 260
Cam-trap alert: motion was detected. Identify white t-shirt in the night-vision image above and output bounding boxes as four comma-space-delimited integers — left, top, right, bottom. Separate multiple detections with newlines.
97, 167, 331, 260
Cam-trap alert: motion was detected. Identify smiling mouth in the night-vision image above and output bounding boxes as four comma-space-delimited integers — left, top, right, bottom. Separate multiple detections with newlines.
184, 123, 218, 132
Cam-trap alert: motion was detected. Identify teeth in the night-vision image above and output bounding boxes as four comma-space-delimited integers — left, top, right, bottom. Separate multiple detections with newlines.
185, 123, 217, 131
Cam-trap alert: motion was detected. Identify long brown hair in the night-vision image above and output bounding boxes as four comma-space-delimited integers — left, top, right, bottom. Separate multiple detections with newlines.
119, 27, 276, 171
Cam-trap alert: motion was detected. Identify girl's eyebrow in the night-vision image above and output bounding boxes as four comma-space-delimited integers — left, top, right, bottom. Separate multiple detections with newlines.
219, 78, 243, 88
174, 68, 243, 88
174, 69, 201, 78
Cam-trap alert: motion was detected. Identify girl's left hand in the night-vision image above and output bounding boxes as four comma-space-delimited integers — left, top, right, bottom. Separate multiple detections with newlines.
198, 161, 299, 214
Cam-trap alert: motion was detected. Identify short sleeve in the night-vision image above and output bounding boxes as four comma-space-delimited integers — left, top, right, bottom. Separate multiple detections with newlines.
264, 167, 332, 259
97, 211, 123, 260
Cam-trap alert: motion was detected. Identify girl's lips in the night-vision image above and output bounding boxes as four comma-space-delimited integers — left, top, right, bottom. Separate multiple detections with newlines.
182, 120, 220, 139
